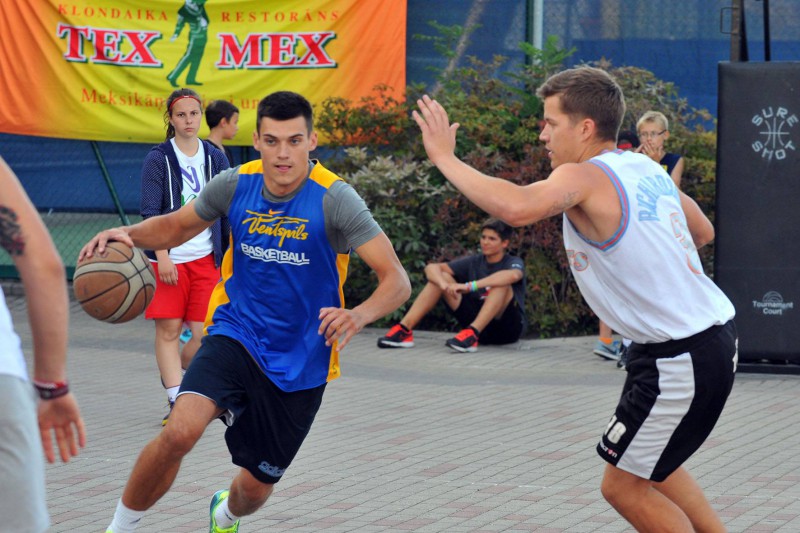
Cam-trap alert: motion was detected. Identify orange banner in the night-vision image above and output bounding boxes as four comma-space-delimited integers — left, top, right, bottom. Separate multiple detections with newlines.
0, 1, 406, 143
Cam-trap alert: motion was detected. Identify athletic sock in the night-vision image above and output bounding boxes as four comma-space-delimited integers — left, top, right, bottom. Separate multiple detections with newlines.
107, 499, 145, 533
398, 323, 411, 332
599, 336, 613, 345
468, 325, 480, 336
214, 496, 240, 528
166, 386, 179, 404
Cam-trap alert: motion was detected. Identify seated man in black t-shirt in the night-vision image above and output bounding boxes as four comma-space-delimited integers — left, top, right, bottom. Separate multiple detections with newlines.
378, 218, 526, 353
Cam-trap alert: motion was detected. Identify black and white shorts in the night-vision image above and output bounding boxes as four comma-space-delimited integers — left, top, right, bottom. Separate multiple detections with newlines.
597, 320, 737, 482
179, 334, 326, 484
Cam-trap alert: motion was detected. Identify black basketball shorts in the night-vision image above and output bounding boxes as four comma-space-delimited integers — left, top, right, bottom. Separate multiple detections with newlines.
597, 320, 737, 482
179, 334, 326, 484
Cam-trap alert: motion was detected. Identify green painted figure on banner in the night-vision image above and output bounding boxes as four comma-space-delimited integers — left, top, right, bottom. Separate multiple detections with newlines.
167, 0, 209, 87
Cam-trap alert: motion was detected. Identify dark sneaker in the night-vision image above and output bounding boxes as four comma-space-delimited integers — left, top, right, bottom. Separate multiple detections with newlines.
446, 328, 479, 353
377, 323, 414, 348
617, 344, 630, 370
162, 400, 175, 427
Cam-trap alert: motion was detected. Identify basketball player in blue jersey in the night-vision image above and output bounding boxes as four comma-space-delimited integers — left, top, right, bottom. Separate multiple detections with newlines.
413, 67, 736, 532
80, 91, 411, 533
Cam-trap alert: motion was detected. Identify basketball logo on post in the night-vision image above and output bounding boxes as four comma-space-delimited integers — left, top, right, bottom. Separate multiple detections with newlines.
750, 106, 798, 161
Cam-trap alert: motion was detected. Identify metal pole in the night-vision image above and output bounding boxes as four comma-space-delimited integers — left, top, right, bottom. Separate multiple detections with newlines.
527, 0, 543, 52
90, 141, 130, 225
763, 0, 771, 61
728, 0, 748, 62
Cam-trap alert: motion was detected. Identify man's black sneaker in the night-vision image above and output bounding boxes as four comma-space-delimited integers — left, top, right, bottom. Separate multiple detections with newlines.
377, 323, 414, 348
445, 328, 479, 353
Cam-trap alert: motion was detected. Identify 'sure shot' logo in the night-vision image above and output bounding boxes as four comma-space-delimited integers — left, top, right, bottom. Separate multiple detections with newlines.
751, 106, 798, 161
752, 291, 794, 316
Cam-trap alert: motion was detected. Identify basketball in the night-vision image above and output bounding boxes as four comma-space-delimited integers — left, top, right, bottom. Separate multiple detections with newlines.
73, 241, 156, 323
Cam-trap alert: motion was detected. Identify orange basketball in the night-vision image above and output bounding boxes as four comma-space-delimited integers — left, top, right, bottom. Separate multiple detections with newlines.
73, 241, 155, 323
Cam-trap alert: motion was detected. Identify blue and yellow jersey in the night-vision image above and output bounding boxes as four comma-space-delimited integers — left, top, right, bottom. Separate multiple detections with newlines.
204, 161, 349, 391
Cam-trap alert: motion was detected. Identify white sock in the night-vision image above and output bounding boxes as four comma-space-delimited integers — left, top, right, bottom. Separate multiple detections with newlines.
166, 386, 180, 404
214, 496, 240, 528
622, 338, 632, 347
107, 499, 145, 533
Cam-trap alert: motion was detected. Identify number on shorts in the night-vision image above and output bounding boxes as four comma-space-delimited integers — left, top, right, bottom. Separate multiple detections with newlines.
604, 414, 627, 444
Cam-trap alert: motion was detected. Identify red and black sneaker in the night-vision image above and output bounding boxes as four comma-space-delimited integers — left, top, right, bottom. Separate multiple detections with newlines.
446, 328, 479, 353
377, 323, 414, 348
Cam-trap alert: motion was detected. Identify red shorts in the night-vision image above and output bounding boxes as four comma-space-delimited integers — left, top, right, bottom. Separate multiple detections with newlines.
145, 254, 220, 322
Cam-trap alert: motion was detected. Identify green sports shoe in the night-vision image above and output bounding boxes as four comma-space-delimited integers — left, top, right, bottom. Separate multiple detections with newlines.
209, 490, 239, 533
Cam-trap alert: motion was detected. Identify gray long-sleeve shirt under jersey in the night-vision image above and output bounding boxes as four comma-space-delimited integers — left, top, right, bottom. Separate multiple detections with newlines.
193, 162, 382, 254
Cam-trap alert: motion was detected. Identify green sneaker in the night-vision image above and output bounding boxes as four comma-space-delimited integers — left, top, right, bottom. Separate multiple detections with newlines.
209, 490, 239, 533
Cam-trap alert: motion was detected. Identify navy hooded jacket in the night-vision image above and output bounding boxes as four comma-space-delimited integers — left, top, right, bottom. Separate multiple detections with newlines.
140, 139, 230, 267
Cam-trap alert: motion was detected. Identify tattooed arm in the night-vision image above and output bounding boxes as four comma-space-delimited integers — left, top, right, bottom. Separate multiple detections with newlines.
0, 157, 86, 463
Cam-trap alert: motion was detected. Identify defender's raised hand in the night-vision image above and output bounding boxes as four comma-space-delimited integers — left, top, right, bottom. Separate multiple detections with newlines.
412, 95, 460, 165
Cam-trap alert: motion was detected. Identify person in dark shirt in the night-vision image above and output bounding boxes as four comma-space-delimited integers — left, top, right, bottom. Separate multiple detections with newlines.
206, 99, 239, 166
378, 217, 526, 353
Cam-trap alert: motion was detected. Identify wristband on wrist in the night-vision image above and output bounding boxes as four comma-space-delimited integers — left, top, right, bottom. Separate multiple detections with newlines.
32, 379, 70, 400
470, 280, 479, 292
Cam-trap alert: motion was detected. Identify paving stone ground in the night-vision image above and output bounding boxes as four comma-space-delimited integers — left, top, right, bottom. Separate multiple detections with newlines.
6, 289, 800, 532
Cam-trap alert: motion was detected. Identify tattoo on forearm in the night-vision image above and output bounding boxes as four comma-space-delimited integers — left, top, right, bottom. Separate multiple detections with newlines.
546, 191, 579, 217
0, 205, 25, 256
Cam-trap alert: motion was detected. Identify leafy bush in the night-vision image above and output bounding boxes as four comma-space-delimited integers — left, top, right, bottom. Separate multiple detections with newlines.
338, 148, 465, 329
320, 28, 719, 337
316, 84, 414, 157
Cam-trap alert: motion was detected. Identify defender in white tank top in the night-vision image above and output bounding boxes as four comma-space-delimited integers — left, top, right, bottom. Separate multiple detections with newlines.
413, 66, 738, 530
563, 150, 734, 343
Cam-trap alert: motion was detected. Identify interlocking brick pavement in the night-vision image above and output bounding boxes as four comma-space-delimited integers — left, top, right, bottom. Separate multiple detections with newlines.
6, 289, 800, 532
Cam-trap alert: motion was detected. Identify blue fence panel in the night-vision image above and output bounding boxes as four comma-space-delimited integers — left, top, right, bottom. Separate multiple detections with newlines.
0, 134, 147, 213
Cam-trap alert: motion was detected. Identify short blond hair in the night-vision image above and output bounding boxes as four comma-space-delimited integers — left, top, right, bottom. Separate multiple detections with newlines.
637, 111, 669, 133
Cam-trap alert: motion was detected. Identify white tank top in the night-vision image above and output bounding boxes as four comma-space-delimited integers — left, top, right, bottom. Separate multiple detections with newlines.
563, 150, 735, 343
0, 287, 28, 381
